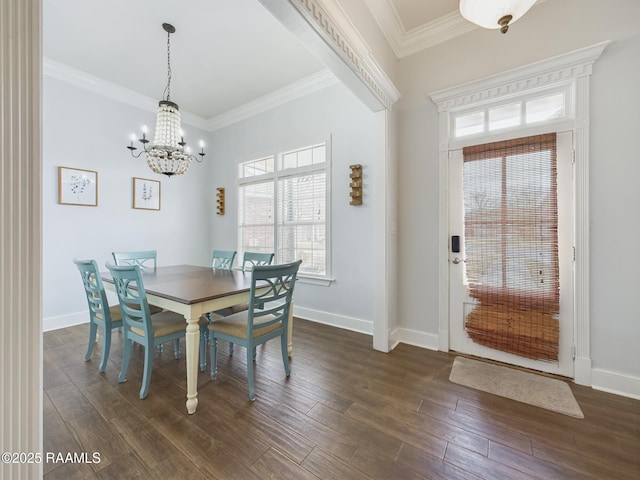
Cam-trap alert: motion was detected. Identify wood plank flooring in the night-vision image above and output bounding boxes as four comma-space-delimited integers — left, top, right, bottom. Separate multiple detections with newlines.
43, 319, 640, 479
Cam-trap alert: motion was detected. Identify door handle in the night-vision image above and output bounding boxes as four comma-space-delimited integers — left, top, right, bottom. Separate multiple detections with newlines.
452, 257, 466, 264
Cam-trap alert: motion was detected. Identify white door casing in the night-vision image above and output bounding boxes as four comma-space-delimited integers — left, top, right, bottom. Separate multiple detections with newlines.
431, 42, 607, 385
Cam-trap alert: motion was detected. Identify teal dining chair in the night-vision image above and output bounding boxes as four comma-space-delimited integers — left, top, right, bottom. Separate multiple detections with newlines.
211, 250, 237, 270
213, 251, 274, 317
112, 249, 166, 350
241, 251, 275, 271
74, 259, 123, 372
208, 260, 301, 401
200, 249, 237, 370
106, 262, 207, 399
112, 250, 157, 271
211, 251, 275, 356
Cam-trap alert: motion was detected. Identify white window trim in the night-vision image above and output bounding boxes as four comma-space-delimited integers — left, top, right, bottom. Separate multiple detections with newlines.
236, 137, 333, 283
430, 41, 608, 386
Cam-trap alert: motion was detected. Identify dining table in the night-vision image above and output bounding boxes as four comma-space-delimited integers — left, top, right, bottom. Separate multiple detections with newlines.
101, 264, 294, 414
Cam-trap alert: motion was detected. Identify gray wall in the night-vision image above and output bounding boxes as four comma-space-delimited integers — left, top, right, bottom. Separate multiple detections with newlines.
43, 77, 212, 329
208, 83, 377, 330
43, 79, 378, 335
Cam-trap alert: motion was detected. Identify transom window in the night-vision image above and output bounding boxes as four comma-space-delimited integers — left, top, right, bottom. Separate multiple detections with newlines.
453, 89, 568, 138
237, 141, 330, 279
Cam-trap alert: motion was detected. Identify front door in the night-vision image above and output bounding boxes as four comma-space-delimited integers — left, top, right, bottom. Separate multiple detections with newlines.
449, 131, 574, 377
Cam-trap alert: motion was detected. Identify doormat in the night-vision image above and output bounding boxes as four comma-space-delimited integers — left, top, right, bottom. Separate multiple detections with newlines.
449, 356, 584, 418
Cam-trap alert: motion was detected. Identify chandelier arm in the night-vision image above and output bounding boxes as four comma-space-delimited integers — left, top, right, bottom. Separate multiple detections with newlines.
127, 148, 145, 159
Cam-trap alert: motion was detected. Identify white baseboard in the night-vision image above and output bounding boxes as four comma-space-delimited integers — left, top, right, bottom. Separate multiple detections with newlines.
293, 306, 373, 335
574, 355, 592, 386
391, 327, 440, 351
591, 368, 640, 400
43, 311, 88, 332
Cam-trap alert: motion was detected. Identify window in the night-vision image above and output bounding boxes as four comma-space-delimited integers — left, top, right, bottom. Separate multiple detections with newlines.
237, 142, 330, 279
453, 89, 568, 138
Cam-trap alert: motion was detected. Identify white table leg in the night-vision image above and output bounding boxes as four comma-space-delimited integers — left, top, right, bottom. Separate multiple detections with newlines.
287, 300, 294, 357
185, 315, 200, 414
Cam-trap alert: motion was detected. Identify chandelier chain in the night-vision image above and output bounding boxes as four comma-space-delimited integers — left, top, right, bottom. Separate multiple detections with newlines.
164, 30, 172, 101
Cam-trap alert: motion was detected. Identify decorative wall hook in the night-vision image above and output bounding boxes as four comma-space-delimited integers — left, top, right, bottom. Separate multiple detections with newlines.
216, 187, 225, 215
349, 164, 362, 206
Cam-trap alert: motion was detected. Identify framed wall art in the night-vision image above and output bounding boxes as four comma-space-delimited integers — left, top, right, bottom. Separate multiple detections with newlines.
133, 177, 161, 210
58, 166, 98, 206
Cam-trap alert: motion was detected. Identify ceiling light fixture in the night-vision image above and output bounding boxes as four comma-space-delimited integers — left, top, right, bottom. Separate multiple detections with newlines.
459, 0, 537, 34
127, 23, 205, 176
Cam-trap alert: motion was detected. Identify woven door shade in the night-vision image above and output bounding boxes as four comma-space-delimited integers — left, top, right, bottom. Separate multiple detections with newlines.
462, 133, 559, 362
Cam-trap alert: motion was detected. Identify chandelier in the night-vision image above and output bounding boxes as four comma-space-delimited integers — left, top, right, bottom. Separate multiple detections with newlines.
127, 23, 205, 176
459, 0, 537, 34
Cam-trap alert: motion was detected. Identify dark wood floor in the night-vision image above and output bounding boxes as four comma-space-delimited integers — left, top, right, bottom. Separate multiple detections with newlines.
44, 319, 639, 479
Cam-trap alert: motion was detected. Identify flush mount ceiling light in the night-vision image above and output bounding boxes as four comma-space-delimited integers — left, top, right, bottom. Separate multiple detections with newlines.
459, 0, 537, 34
127, 23, 205, 177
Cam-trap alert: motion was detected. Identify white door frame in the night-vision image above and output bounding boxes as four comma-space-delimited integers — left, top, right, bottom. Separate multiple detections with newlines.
430, 42, 608, 385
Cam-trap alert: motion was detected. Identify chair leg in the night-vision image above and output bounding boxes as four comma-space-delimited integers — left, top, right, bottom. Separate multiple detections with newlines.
157, 344, 163, 352
210, 337, 218, 380
280, 334, 291, 377
85, 321, 97, 361
140, 344, 155, 399
173, 338, 181, 359
199, 328, 207, 372
229, 342, 234, 356
247, 347, 256, 401
252, 346, 257, 361
98, 327, 112, 373
119, 338, 132, 384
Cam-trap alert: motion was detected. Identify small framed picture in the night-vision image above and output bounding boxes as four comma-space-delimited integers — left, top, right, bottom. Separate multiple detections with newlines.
133, 177, 161, 210
58, 166, 98, 206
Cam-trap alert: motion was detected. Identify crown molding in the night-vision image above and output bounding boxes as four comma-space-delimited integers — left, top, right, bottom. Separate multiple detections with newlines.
43, 58, 340, 132
430, 41, 610, 111
207, 69, 338, 131
365, 0, 549, 59
292, 0, 400, 110
361, 0, 404, 56
363, 0, 474, 58
43, 57, 211, 130
400, 11, 477, 58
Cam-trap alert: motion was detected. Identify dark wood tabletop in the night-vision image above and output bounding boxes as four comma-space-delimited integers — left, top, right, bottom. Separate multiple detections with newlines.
102, 264, 255, 305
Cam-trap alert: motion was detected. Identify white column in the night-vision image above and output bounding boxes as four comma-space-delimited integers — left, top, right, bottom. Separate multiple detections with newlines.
373, 110, 390, 352
1, 0, 43, 479
573, 73, 592, 386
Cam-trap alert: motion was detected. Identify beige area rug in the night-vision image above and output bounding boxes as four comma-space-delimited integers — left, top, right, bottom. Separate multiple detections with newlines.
449, 356, 584, 418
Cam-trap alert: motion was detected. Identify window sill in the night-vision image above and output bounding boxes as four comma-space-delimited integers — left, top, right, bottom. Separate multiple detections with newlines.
297, 275, 335, 287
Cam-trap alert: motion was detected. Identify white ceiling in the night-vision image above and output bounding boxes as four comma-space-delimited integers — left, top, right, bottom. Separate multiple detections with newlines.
43, 0, 462, 121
